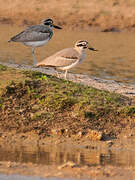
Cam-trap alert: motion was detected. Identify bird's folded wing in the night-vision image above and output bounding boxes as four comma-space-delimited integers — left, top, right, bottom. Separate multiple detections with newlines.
53, 48, 79, 58
37, 56, 77, 67
37, 48, 80, 67
10, 25, 52, 42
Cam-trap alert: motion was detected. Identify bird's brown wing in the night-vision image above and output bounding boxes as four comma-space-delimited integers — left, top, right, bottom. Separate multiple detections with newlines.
37, 48, 80, 67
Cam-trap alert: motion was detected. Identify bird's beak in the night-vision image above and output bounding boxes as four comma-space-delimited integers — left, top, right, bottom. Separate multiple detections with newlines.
88, 46, 98, 51
53, 24, 62, 29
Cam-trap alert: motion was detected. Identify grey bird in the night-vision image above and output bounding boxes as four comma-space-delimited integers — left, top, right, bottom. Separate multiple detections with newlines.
36, 40, 98, 79
8, 18, 62, 65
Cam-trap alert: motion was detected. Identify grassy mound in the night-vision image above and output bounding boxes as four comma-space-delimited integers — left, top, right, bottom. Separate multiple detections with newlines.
0, 67, 134, 138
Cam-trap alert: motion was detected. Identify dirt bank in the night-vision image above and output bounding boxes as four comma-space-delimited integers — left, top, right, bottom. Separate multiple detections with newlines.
1, 0, 135, 31
1, 62, 135, 98
0, 63, 135, 179
0, 63, 134, 139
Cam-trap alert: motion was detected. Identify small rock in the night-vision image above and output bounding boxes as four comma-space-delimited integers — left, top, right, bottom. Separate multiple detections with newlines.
107, 141, 113, 147
58, 161, 77, 169
7, 161, 12, 168
51, 128, 69, 136
85, 129, 103, 141
77, 131, 83, 137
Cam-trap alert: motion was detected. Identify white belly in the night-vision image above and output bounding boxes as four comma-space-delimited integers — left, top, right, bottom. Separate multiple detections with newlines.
23, 39, 49, 47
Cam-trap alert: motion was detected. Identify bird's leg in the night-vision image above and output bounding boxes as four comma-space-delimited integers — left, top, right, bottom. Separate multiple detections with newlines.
32, 47, 37, 66
54, 68, 60, 78
56, 71, 60, 78
64, 70, 68, 79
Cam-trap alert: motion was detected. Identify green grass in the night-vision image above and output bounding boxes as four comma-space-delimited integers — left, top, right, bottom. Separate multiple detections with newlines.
0, 68, 134, 138
0, 64, 7, 71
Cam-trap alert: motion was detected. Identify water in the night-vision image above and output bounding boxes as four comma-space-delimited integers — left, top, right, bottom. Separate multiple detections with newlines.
0, 145, 135, 167
0, 24, 135, 85
0, 174, 74, 180
0, 144, 135, 179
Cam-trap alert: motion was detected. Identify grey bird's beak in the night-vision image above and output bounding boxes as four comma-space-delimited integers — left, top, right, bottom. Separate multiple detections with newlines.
88, 47, 98, 51
53, 24, 62, 29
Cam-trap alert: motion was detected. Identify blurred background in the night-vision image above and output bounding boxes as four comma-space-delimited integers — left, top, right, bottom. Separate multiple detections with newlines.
0, 0, 135, 85
1, 0, 135, 30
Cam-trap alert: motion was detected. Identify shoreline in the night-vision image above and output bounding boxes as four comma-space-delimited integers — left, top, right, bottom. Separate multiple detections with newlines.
0, 62, 135, 98
1, 21, 135, 33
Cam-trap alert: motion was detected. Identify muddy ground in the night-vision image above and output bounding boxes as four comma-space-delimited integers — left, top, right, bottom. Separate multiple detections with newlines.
0, 159, 135, 180
1, 0, 135, 31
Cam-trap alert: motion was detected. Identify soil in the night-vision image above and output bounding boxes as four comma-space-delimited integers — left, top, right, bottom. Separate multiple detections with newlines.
1, 0, 135, 31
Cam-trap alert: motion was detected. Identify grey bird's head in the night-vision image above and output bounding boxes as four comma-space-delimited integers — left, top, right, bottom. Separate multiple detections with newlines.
75, 40, 98, 51
41, 18, 62, 29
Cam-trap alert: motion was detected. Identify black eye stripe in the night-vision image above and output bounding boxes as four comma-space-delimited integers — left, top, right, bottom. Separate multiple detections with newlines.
44, 22, 52, 25
44, 19, 53, 23
44, 19, 53, 24
44, 22, 50, 25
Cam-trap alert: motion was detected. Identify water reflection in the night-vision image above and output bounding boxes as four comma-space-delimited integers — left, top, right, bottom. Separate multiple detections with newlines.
0, 174, 74, 180
0, 25, 135, 85
0, 146, 135, 168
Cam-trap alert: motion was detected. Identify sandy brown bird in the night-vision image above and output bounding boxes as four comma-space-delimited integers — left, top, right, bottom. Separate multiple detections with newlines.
36, 40, 97, 79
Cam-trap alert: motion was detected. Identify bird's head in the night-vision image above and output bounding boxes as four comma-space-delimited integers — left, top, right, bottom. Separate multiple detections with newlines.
75, 40, 98, 51
41, 18, 62, 29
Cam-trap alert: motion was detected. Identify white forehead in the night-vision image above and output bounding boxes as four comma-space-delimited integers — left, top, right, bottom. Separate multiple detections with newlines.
75, 40, 88, 46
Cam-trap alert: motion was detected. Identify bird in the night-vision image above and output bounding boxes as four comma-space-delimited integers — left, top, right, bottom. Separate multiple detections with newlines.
36, 40, 98, 79
8, 18, 62, 65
